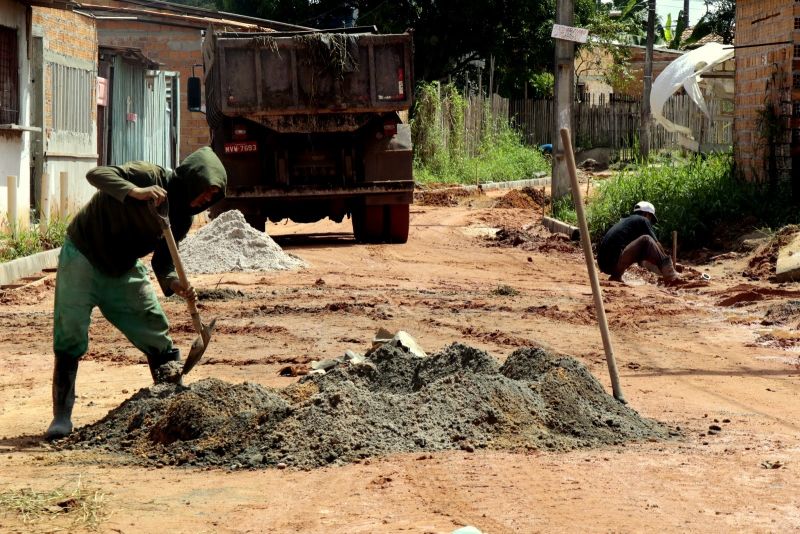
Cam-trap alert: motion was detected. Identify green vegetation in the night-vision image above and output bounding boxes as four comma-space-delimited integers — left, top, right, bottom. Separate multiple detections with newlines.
491, 284, 520, 297
0, 218, 68, 262
412, 82, 549, 185
584, 153, 797, 248
552, 196, 578, 227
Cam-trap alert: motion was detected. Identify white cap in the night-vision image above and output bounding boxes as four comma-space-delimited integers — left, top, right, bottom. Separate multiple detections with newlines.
633, 201, 657, 222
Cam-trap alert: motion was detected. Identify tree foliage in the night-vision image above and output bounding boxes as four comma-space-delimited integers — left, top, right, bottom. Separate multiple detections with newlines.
204, 0, 598, 97
173, 0, 735, 97
701, 0, 735, 45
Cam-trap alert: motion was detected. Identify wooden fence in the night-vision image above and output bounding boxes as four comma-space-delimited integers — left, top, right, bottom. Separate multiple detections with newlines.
424, 91, 731, 161
510, 93, 733, 157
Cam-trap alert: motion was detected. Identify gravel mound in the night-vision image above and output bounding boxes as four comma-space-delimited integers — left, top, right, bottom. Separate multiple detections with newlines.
180, 210, 306, 274
60, 343, 668, 469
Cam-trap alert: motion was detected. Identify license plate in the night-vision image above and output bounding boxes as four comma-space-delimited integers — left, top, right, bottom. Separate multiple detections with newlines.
224, 141, 258, 154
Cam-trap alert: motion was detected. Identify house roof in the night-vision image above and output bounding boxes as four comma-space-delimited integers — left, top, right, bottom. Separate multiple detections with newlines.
680, 27, 725, 49
18, 0, 76, 8
99, 45, 161, 68
76, 0, 314, 32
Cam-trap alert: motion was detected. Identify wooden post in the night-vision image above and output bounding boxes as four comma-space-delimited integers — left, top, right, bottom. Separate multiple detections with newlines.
59, 171, 69, 218
640, 0, 656, 159
7, 175, 17, 238
672, 231, 678, 264
40, 171, 51, 236
560, 127, 625, 402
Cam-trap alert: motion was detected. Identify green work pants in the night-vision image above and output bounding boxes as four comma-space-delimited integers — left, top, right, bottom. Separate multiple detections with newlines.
53, 238, 172, 359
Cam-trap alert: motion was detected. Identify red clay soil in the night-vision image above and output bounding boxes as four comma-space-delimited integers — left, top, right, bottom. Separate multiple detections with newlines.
743, 226, 800, 281
3, 190, 800, 532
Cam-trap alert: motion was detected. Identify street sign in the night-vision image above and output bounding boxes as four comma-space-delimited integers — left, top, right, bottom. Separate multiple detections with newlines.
551, 24, 589, 43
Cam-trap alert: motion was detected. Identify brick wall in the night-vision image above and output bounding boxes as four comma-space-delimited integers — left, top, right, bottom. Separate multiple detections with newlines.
627, 48, 685, 97
32, 8, 96, 64
32, 8, 97, 130
735, 0, 794, 183
96, 19, 210, 160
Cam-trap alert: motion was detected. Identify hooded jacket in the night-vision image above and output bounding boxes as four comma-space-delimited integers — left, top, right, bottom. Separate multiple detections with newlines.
67, 147, 227, 295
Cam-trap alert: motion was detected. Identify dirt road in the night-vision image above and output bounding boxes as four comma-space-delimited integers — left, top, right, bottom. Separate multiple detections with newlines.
2, 190, 800, 532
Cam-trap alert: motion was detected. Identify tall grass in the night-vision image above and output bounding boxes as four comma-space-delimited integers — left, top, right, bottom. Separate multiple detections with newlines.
411, 81, 549, 185
585, 153, 796, 248
0, 217, 68, 262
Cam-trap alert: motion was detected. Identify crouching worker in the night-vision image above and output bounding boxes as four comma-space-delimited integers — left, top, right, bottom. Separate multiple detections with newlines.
596, 201, 680, 284
46, 147, 227, 440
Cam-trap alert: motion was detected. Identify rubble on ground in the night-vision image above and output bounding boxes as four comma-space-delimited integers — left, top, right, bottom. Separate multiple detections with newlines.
58, 335, 668, 470
743, 226, 800, 281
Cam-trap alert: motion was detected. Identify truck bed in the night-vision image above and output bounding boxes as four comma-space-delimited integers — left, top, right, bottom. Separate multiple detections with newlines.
204, 29, 413, 123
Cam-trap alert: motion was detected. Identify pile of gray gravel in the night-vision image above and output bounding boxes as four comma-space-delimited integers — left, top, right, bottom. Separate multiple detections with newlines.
180, 209, 306, 274
60, 343, 668, 469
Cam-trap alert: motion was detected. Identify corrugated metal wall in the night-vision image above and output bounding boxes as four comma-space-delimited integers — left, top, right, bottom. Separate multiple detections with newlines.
110, 56, 176, 168
50, 63, 93, 134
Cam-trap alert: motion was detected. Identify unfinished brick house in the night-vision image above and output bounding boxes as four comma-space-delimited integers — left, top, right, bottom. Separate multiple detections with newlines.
0, 0, 74, 231
735, 0, 799, 191
30, 7, 99, 214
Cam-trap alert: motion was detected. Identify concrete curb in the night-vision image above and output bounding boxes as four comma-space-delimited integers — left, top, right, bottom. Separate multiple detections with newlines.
0, 247, 61, 286
542, 216, 580, 241
459, 173, 550, 192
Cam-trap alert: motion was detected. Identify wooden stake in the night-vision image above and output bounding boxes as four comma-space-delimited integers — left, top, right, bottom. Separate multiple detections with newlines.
672, 231, 678, 265
59, 171, 69, 218
560, 128, 625, 402
40, 171, 51, 236
7, 175, 17, 238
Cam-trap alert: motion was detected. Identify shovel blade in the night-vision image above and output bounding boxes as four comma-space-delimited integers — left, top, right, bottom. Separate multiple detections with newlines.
181, 318, 217, 376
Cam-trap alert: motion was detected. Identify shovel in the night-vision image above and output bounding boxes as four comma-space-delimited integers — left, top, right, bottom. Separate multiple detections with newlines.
149, 200, 216, 377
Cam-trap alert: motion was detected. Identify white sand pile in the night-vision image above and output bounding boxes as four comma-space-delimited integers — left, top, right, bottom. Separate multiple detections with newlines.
179, 210, 306, 274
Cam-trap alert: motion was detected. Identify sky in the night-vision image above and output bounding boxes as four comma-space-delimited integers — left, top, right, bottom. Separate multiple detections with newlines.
656, 0, 706, 26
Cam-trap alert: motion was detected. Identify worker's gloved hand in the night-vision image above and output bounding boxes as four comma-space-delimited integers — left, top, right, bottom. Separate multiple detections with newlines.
170, 280, 197, 303
129, 185, 167, 206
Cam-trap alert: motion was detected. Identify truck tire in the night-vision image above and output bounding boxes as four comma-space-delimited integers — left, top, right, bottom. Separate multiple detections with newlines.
385, 204, 410, 244
352, 206, 385, 243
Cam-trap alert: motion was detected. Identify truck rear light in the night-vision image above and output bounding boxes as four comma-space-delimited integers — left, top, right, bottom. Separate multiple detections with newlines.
397, 68, 405, 98
232, 125, 248, 140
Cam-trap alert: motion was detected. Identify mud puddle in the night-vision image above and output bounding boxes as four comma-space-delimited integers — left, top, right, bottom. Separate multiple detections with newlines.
59, 343, 669, 469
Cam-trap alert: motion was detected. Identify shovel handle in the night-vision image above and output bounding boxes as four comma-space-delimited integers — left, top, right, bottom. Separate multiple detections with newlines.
148, 201, 205, 338
161, 225, 204, 329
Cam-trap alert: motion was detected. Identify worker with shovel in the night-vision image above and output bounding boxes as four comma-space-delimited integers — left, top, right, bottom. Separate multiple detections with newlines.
45, 147, 227, 440
596, 201, 680, 285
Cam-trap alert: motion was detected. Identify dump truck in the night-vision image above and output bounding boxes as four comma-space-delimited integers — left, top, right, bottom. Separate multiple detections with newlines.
193, 27, 414, 243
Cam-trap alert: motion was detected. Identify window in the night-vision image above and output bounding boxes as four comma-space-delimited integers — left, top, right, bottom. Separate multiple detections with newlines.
794, 102, 800, 117
50, 63, 93, 134
0, 26, 18, 124
794, 73, 800, 89
795, 44, 800, 58
795, 17, 800, 30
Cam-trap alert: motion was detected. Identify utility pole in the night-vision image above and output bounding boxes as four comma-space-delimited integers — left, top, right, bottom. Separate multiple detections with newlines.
683, 0, 690, 27
640, 0, 655, 160
552, 0, 575, 200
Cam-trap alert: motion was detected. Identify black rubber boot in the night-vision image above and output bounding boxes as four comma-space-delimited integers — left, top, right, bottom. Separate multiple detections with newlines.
146, 348, 181, 384
45, 355, 79, 440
